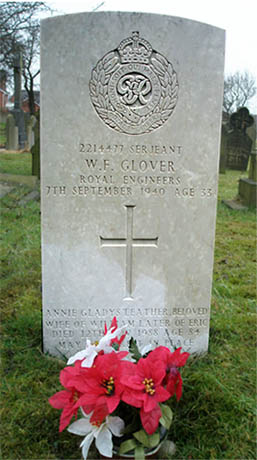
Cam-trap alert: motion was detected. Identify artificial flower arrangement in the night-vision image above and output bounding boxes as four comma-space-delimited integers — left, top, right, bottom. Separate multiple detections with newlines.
49, 318, 189, 459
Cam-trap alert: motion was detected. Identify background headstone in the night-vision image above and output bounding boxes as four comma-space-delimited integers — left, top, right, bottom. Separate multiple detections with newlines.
238, 152, 257, 207
26, 114, 37, 150
226, 107, 254, 171
12, 52, 26, 149
6, 114, 18, 150
41, 12, 225, 358
219, 124, 228, 173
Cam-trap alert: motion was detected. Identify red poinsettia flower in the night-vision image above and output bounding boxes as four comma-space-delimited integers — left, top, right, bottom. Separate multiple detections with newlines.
49, 364, 83, 432
104, 316, 127, 350
150, 346, 190, 400
73, 351, 128, 423
120, 354, 170, 434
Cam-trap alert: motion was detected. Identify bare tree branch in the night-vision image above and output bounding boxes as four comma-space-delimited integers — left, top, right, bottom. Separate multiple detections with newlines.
0, 2, 51, 114
223, 71, 256, 114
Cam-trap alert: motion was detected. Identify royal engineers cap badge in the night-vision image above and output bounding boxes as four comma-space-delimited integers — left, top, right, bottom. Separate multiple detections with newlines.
89, 31, 178, 135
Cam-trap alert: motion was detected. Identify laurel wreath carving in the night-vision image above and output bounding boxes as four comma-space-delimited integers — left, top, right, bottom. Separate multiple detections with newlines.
89, 50, 178, 134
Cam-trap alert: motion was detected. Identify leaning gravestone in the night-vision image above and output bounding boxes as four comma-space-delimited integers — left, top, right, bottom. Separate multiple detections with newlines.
41, 12, 225, 358
226, 107, 254, 171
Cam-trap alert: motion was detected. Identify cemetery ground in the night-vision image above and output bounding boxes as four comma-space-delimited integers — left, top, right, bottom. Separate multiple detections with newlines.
0, 153, 256, 460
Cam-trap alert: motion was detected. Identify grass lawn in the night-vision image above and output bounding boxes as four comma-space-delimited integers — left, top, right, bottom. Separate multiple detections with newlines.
0, 152, 32, 175
0, 155, 256, 459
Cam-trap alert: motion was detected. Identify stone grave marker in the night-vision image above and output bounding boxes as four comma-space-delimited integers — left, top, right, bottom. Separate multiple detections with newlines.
12, 52, 26, 149
226, 107, 254, 171
26, 114, 37, 151
41, 12, 225, 358
219, 124, 228, 173
238, 152, 257, 207
6, 114, 18, 150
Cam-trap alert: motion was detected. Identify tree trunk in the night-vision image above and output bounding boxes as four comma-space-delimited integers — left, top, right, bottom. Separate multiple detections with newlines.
28, 78, 35, 115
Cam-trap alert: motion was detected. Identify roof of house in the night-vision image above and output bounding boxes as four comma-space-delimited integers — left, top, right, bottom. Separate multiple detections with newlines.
21, 90, 40, 105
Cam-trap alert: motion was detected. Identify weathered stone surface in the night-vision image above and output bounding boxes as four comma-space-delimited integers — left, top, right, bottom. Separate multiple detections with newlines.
238, 178, 257, 207
0, 173, 38, 187
219, 124, 228, 173
41, 12, 225, 358
238, 153, 257, 208
249, 152, 257, 182
6, 114, 18, 151
222, 199, 247, 211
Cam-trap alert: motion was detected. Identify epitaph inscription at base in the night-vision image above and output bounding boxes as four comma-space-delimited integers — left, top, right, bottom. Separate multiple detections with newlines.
41, 12, 225, 357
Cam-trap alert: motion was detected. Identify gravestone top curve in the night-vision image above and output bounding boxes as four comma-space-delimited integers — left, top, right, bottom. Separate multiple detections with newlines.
41, 11, 225, 358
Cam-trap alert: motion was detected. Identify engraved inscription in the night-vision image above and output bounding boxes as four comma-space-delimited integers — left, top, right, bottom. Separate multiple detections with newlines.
89, 31, 178, 135
44, 146, 215, 200
100, 205, 158, 299
79, 143, 183, 155
44, 305, 210, 355
44, 143, 215, 200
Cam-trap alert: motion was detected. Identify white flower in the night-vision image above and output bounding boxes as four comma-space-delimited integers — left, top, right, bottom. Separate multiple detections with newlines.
68, 414, 125, 459
67, 325, 127, 368
140, 344, 153, 356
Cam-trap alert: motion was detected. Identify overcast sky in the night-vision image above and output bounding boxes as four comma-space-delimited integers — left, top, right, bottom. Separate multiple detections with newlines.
45, 0, 257, 80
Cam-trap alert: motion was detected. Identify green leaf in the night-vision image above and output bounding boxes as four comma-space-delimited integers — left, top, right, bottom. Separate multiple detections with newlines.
160, 404, 173, 430
129, 338, 142, 362
135, 445, 145, 460
148, 432, 160, 448
133, 429, 149, 447
119, 439, 137, 455
133, 430, 160, 448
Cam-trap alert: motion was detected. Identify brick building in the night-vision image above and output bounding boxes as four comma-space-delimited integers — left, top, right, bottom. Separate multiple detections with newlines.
0, 71, 8, 111
10, 90, 40, 113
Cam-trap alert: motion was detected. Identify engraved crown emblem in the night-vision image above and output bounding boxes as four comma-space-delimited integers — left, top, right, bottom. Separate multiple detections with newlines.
89, 31, 179, 135
118, 31, 152, 64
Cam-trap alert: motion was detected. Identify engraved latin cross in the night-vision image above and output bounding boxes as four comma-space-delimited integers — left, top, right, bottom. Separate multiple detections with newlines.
100, 205, 158, 299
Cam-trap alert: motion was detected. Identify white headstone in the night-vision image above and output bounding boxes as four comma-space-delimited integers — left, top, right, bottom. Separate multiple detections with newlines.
41, 12, 225, 357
